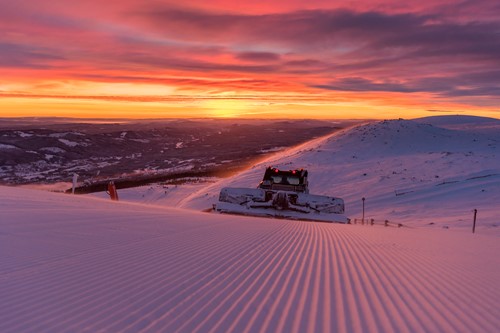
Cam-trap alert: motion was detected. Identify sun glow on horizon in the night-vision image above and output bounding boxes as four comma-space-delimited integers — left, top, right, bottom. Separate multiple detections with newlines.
1, 92, 499, 120
203, 98, 252, 118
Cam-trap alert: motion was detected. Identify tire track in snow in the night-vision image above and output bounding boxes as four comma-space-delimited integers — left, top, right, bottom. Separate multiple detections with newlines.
246, 222, 314, 333
304, 223, 324, 333
2, 206, 499, 333
56, 226, 264, 332
1, 218, 280, 332
41, 219, 284, 331
290, 222, 320, 333
344, 227, 498, 332
332, 226, 385, 330
373, 237, 491, 332
336, 225, 379, 332
166, 222, 302, 332
249, 222, 314, 333
332, 230, 419, 333
344, 229, 452, 332
373, 235, 499, 332
0, 212, 182, 275
1, 218, 219, 304
117, 222, 293, 332
209, 221, 310, 333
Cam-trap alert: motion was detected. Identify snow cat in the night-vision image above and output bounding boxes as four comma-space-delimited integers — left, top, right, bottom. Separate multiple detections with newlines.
214, 167, 348, 223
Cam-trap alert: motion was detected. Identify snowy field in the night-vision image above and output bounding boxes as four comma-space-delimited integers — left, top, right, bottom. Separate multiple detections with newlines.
100, 116, 499, 234
178, 116, 500, 233
90, 181, 215, 208
2, 115, 499, 332
1, 186, 499, 333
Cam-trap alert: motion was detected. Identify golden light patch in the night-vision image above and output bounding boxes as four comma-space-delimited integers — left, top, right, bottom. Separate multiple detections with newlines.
204, 98, 249, 118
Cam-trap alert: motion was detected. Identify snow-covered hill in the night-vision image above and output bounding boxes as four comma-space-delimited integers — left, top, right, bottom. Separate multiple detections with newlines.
179, 116, 499, 233
3, 115, 499, 332
416, 114, 500, 126
1, 185, 499, 332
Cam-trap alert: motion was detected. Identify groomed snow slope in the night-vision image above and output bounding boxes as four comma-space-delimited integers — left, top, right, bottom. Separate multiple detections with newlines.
1, 186, 499, 332
180, 117, 500, 233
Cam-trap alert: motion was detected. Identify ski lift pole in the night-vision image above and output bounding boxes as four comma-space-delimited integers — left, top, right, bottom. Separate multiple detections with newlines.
362, 197, 365, 224
472, 209, 477, 234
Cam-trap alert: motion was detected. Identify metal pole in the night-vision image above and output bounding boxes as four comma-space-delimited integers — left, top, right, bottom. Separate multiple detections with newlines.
362, 197, 365, 223
472, 209, 477, 233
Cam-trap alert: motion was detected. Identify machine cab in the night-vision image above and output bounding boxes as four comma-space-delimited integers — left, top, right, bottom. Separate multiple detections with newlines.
258, 167, 309, 193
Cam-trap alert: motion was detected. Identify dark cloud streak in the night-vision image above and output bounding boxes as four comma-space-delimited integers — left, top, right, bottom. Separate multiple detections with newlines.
137, 7, 500, 64
313, 77, 417, 93
138, 8, 432, 46
235, 51, 281, 62
0, 42, 64, 68
313, 72, 500, 98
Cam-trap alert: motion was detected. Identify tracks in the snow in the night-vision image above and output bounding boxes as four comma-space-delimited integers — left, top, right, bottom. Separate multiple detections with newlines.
1, 192, 499, 333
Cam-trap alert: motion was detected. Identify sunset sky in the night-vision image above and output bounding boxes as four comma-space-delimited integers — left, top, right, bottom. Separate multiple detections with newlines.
1, 0, 499, 119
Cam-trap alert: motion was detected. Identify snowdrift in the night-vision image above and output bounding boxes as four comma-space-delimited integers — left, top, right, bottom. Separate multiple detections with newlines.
1, 185, 499, 332
180, 117, 500, 233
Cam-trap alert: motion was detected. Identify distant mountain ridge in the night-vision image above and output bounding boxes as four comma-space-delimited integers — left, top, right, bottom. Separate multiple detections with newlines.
0, 120, 340, 184
414, 114, 500, 125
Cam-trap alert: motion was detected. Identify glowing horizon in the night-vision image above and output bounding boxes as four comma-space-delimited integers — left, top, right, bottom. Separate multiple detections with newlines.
1, 1, 499, 119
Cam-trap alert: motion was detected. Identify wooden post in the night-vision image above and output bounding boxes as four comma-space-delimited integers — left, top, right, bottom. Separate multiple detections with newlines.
107, 181, 119, 201
362, 197, 365, 224
472, 209, 477, 233
384, 220, 389, 227
370, 218, 374, 226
